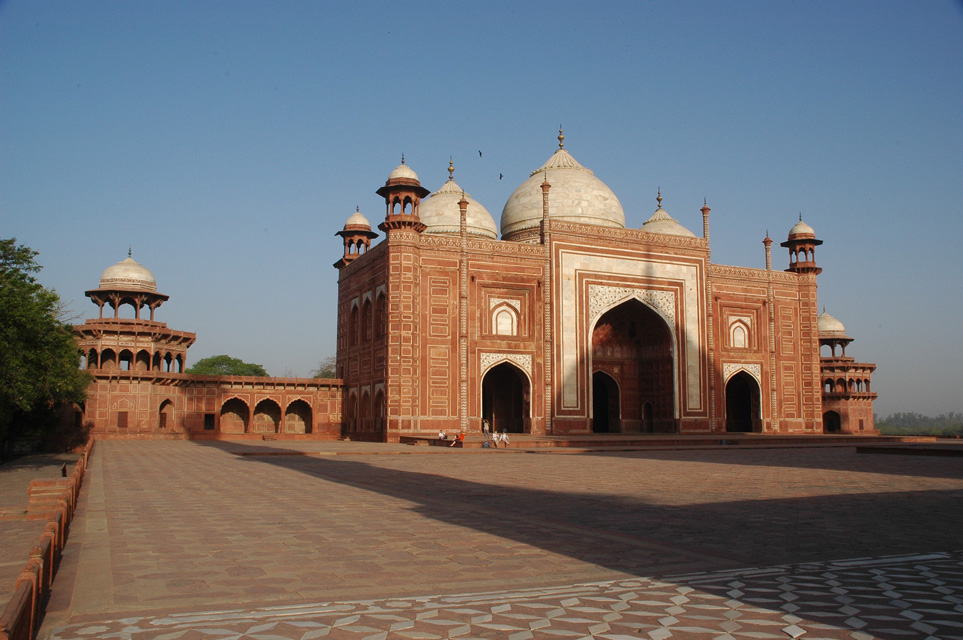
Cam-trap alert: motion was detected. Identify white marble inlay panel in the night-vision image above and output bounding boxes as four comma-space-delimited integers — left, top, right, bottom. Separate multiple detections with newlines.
723, 362, 762, 384
559, 251, 703, 415
489, 297, 521, 312
480, 352, 533, 377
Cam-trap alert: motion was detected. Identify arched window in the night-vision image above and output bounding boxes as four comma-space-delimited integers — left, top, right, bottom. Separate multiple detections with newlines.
361, 298, 373, 342
119, 349, 134, 371
349, 304, 360, 346
374, 293, 386, 339
729, 322, 749, 349
492, 304, 518, 336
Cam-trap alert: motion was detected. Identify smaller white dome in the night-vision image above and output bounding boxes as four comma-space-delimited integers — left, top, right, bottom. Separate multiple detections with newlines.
818, 309, 848, 337
419, 178, 498, 239
99, 254, 157, 292
388, 162, 419, 182
641, 194, 695, 237
789, 218, 815, 237
344, 208, 372, 230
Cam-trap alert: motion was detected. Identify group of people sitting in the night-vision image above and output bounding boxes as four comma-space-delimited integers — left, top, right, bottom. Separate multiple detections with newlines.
436, 420, 510, 448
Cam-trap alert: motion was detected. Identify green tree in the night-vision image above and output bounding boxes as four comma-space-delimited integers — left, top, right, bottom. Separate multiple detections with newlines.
311, 355, 337, 378
186, 354, 269, 376
0, 238, 90, 452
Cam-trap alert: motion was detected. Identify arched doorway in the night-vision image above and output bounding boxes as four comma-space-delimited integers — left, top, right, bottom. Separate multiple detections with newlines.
220, 398, 249, 433
252, 399, 281, 433
373, 390, 385, 437
591, 299, 674, 432
343, 392, 358, 437
481, 362, 529, 434
592, 371, 620, 433
284, 400, 312, 434
158, 400, 174, 431
725, 371, 760, 433
823, 410, 841, 433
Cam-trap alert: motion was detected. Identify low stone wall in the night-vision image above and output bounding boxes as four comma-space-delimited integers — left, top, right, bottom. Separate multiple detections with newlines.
0, 439, 93, 640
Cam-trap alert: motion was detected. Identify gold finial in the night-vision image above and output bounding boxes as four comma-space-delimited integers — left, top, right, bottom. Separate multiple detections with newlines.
558, 125, 565, 149
656, 188, 662, 209
448, 156, 454, 181
401, 153, 405, 165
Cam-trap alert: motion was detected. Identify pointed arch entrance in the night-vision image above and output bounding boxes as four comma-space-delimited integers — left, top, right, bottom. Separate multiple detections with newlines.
725, 371, 760, 433
823, 410, 841, 433
591, 299, 675, 433
481, 362, 529, 434
592, 371, 620, 433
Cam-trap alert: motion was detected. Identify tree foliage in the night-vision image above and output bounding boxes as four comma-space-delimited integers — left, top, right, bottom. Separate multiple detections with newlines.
875, 412, 963, 436
186, 354, 268, 377
0, 238, 90, 451
311, 355, 337, 379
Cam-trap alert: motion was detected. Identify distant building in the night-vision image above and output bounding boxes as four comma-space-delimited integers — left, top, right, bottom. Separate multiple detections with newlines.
334, 131, 877, 441
71, 132, 876, 441
73, 251, 340, 439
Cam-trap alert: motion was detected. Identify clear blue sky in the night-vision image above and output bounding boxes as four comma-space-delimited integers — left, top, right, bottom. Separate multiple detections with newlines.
2, 1, 961, 417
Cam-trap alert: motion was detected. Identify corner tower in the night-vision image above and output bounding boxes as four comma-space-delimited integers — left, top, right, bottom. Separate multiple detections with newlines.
74, 251, 196, 435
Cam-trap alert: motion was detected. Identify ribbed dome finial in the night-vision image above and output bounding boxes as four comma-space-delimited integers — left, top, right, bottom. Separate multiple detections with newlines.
448, 157, 454, 182
558, 125, 565, 149
656, 188, 663, 209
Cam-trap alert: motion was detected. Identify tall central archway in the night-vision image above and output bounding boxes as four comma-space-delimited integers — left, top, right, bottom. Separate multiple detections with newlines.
481, 362, 529, 434
591, 299, 674, 433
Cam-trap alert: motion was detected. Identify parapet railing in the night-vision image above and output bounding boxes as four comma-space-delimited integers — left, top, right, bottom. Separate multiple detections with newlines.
0, 438, 94, 640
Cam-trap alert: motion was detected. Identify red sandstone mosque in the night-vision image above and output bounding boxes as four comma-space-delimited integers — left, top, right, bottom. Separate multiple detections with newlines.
75, 131, 876, 441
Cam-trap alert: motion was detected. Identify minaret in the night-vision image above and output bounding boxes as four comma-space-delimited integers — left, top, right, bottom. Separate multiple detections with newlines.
780, 214, 823, 275
376, 155, 429, 233
334, 207, 379, 269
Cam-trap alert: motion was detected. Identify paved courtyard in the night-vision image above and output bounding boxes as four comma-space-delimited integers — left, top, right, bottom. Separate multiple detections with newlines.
34, 440, 963, 639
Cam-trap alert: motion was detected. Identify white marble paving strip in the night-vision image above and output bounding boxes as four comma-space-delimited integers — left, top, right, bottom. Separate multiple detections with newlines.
50, 551, 963, 640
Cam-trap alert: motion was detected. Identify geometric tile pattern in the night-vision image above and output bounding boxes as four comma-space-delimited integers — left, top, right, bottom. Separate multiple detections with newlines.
49, 550, 963, 640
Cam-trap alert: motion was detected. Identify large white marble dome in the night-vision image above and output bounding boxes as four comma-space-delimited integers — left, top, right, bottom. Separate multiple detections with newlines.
500, 135, 625, 240
99, 253, 157, 292
420, 176, 498, 239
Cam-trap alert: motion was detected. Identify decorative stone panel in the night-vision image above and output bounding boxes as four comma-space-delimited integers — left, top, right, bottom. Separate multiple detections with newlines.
480, 352, 532, 378
723, 362, 762, 384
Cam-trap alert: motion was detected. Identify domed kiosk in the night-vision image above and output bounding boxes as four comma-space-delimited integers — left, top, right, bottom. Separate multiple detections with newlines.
76, 251, 195, 375
85, 251, 168, 321
818, 308, 877, 434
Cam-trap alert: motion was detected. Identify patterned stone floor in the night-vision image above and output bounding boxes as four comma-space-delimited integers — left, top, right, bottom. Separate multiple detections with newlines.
33, 441, 963, 640
48, 550, 963, 640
